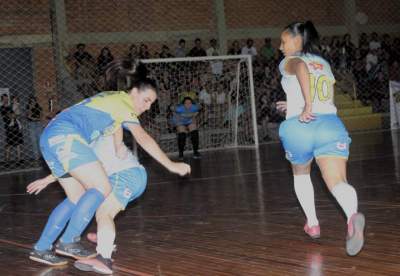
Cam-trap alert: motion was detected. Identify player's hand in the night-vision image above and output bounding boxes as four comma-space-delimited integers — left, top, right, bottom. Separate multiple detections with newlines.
276, 101, 287, 113
115, 144, 129, 160
169, 162, 191, 176
27, 179, 50, 195
299, 105, 315, 123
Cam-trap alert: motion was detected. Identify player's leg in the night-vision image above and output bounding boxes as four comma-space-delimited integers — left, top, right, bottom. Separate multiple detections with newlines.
75, 167, 148, 274
292, 160, 320, 239
316, 157, 364, 256
279, 117, 319, 238
314, 114, 364, 256
177, 125, 187, 160
40, 133, 112, 259
30, 177, 85, 266
74, 194, 122, 274
56, 161, 112, 259
188, 119, 200, 158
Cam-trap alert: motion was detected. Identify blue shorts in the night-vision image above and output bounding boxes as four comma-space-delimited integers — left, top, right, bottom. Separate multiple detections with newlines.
172, 116, 193, 126
109, 166, 147, 209
279, 114, 351, 165
40, 121, 98, 177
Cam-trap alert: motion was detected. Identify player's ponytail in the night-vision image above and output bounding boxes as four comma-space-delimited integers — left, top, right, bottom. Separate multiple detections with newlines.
104, 59, 157, 94
284, 21, 321, 56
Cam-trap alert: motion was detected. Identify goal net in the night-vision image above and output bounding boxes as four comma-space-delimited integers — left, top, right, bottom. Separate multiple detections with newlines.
139, 54, 259, 154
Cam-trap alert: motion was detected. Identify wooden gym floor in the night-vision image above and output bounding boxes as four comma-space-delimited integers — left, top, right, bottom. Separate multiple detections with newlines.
0, 130, 399, 275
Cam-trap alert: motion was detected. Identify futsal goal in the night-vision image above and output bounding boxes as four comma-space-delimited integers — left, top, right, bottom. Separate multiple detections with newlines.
139, 54, 259, 154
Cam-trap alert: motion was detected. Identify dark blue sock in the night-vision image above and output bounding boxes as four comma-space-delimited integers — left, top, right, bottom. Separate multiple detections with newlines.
60, 188, 104, 244
34, 198, 76, 251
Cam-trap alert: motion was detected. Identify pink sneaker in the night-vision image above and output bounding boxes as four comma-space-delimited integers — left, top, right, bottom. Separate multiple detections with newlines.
346, 212, 365, 256
74, 255, 113, 275
304, 224, 320, 239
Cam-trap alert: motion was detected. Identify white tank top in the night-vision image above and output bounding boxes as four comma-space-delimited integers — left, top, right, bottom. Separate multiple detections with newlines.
91, 135, 141, 176
279, 53, 337, 119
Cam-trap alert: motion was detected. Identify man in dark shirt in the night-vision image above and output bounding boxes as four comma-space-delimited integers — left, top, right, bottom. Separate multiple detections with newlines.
73, 43, 93, 68
188, 38, 207, 57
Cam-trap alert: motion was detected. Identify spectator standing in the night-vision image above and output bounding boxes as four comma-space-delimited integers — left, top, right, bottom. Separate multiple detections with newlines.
139, 43, 150, 59
369, 32, 381, 50
341, 34, 355, 70
5, 110, 23, 162
241, 39, 257, 60
228, 40, 241, 55
207, 39, 223, 77
358, 33, 370, 57
175, 39, 187, 57
1, 94, 11, 125
73, 43, 93, 68
127, 44, 139, 61
97, 47, 114, 75
26, 95, 43, 160
11, 96, 22, 117
188, 38, 207, 57
320, 37, 331, 61
159, 45, 173, 58
389, 60, 400, 81
260, 38, 275, 64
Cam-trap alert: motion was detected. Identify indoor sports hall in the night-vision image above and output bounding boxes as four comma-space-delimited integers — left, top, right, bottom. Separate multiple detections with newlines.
0, 1, 399, 275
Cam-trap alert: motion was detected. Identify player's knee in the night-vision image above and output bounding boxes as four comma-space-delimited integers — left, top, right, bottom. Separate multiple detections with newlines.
94, 182, 112, 197
68, 191, 84, 204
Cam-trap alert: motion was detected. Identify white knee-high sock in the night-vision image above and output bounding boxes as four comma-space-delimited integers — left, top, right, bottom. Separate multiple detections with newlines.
331, 182, 358, 223
294, 174, 319, 227
96, 228, 115, 259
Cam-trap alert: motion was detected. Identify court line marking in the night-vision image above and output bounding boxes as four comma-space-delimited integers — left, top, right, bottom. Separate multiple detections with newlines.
0, 238, 153, 276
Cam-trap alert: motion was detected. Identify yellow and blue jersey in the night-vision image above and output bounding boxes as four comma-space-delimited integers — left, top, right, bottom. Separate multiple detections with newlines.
49, 91, 139, 143
39, 91, 140, 177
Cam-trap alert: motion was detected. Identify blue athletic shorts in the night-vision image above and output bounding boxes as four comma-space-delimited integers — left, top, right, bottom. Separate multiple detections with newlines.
172, 116, 193, 126
40, 121, 98, 178
108, 166, 147, 209
279, 114, 351, 165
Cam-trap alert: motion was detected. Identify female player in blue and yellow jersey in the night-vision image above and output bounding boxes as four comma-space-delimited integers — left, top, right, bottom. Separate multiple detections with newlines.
30, 60, 190, 265
277, 21, 365, 256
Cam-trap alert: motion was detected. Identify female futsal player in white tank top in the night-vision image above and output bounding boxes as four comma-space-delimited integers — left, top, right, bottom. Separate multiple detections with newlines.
277, 21, 365, 256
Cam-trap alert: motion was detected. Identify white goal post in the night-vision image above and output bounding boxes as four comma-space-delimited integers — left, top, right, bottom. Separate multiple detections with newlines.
138, 54, 258, 154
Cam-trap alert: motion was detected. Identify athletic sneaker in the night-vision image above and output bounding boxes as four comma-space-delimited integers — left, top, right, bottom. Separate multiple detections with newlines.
55, 239, 96, 260
74, 254, 113, 275
29, 249, 68, 266
346, 212, 365, 256
304, 224, 320, 239
192, 152, 201, 159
